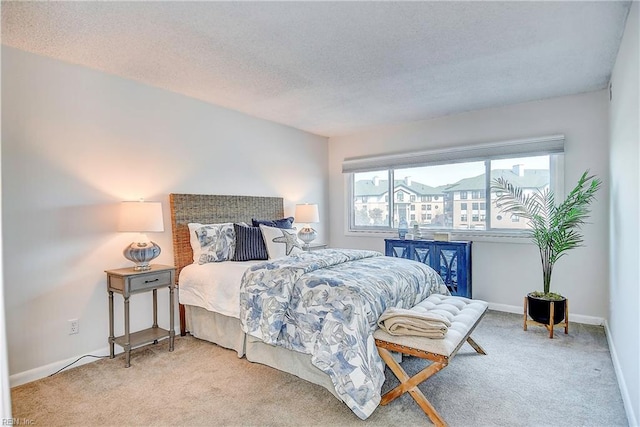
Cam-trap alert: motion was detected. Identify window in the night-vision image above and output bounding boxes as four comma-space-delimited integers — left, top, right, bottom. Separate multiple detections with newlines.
345, 135, 564, 234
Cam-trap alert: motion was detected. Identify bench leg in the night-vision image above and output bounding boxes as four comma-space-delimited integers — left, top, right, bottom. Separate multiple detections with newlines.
378, 347, 449, 427
466, 336, 486, 355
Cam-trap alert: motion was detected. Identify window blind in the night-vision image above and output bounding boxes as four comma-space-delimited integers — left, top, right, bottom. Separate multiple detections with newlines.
342, 134, 565, 173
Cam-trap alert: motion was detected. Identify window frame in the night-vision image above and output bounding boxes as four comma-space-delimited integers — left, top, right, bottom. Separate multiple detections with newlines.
345, 135, 565, 241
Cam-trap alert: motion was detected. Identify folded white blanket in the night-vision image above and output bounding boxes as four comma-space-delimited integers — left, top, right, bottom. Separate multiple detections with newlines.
377, 307, 451, 339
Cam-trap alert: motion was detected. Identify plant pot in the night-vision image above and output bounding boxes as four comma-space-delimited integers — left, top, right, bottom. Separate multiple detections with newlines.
527, 293, 566, 325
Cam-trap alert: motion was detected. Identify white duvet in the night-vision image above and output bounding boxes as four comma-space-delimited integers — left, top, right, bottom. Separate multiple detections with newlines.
178, 261, 261, 318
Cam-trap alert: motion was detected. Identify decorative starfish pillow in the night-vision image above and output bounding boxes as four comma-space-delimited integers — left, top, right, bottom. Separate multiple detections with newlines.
259, 224, 304, 259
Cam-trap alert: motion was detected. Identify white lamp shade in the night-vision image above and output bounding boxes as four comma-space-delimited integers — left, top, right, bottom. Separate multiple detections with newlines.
118, 201, 164, 233
295, 204, 319, 224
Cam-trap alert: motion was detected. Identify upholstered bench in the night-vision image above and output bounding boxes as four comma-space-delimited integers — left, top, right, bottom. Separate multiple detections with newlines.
374, 295, 489, 427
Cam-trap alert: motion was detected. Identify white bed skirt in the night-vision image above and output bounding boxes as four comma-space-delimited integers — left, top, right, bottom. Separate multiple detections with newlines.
184, 305, 340, 400
186, 305, 246, 356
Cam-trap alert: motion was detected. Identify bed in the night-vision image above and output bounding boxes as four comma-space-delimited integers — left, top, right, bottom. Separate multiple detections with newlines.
169, 193, 449, 419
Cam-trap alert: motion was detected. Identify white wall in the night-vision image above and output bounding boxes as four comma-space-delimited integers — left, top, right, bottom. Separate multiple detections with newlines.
1, 46, 328, 379
609, 2, 639, 425
328, 91, 610, 320
0, 72, 12, 417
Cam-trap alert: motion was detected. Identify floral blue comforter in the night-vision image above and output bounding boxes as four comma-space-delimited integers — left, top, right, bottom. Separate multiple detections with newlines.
239, 248, 448, 419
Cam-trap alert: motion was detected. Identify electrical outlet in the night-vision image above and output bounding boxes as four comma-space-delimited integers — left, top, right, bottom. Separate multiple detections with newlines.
69, 319, 79, 335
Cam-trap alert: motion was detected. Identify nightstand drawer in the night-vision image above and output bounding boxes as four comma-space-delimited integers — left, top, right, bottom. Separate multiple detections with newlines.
129, 270, 172, 292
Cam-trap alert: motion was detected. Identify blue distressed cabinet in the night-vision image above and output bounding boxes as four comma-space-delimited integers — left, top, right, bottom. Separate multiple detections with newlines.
384, 239, 472, 298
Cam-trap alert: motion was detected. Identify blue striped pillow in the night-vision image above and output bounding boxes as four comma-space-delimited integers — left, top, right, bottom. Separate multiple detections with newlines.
232, 223, 268, 261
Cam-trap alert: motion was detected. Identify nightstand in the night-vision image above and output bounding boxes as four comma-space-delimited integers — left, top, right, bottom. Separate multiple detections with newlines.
304, 243, 327, 251
106, 264, 176, 367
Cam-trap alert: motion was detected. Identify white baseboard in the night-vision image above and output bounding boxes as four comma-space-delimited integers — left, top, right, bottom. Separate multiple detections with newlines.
604, 320, 638, 427
7, 303, 609, 389
488, 302, 605, 325
10, 346, 111, 388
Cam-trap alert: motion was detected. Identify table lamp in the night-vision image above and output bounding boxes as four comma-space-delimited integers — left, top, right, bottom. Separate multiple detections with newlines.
295, 203, 319, 249
118, 200, 164, 270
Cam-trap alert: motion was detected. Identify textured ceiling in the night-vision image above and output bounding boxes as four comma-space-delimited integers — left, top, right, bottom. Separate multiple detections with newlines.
1, 1, 632, 137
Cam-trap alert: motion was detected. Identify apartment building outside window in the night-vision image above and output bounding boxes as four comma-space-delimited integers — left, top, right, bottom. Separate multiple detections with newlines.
345, 135, 564, 235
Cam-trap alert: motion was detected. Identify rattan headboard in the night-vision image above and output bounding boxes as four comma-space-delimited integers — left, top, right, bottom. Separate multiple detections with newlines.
169, 193, 284, 277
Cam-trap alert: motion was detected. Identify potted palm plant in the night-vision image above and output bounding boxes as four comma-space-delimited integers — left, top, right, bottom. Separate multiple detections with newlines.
491, 170, 601, 326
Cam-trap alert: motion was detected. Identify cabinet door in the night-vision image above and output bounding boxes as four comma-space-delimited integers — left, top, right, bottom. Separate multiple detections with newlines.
435, 245, 461, 294
385, 240, 410, 258
409, 242, 432, 265
434, 242, 471, 298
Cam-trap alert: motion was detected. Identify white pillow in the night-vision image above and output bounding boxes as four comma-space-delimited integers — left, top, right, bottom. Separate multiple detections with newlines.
259, 224, 304, 259
187, 222, 235, 264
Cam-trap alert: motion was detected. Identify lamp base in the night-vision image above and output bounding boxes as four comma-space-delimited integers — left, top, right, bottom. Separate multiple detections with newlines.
123, 241, 161, 271
298, 227, 317, 249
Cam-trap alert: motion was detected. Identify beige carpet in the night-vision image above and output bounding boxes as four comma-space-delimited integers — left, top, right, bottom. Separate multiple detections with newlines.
11, 311, 628, 426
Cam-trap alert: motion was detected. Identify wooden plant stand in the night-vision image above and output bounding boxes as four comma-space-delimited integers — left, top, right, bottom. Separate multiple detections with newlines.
523, 297, 569, 339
